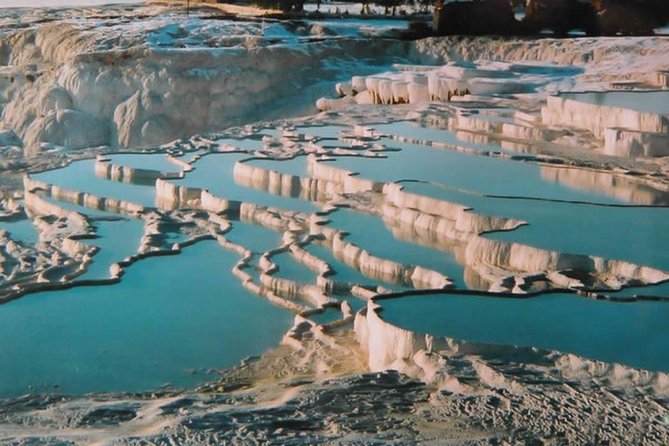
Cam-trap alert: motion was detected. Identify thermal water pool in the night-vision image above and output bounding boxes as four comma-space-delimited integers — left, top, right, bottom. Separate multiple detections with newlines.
174, 153, 320, 213
326, 209, 466, 287
0, 217, 39, 246
379, 291, 669, 372
329, 139, 625, 205
0, 241, 292, 397
32, 159, 158, 208
560, 90, 669, 114
106, 153, 183, 173
225, 220, 283, 254
370, 120, 517, 154
244, 156, 310, 177
403, 181, 669, 273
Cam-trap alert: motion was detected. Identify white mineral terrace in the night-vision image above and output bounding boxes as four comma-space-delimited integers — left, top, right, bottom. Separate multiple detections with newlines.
13, 122, 669, 307
1, 4, 669, 443
322, 61, 669, 159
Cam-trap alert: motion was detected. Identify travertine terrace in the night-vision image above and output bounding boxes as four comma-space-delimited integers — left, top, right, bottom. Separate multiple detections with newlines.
1, 2, 669, 444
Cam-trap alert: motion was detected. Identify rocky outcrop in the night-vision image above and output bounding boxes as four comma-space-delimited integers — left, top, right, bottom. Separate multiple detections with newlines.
0, 12, 404, 155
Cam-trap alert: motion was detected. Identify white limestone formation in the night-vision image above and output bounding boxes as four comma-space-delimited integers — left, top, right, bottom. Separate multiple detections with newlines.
233, 159, 336, 202
542, 95, 668, 138
95, 156, 184, 184
0, 7, 404, 155
603, 128, 669, 158
541, 95, 669, 158
465, 235, 669, 289
356, 295, 669, 403
316, 57, 578, 110
24, 174, 146, 216
0, 192, 96, 300
355, 301, 441, 379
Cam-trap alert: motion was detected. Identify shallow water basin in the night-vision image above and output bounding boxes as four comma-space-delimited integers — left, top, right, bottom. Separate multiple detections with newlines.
175, 153, 320, 213
403, 181, 669, 272
0, 241, 292, 397
379, 292, 669, 372
326, 209, 465, 286
561, 90, 669, 114
33, 160, 157, 208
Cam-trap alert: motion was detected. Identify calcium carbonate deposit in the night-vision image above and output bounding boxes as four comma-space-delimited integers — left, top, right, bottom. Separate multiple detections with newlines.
1, 2, 669, 445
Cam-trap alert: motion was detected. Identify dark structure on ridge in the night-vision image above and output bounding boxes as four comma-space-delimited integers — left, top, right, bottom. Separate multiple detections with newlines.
434, 0, 669, 36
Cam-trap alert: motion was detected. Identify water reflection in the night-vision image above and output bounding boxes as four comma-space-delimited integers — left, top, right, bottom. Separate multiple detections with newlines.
541, 165, 669, 206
